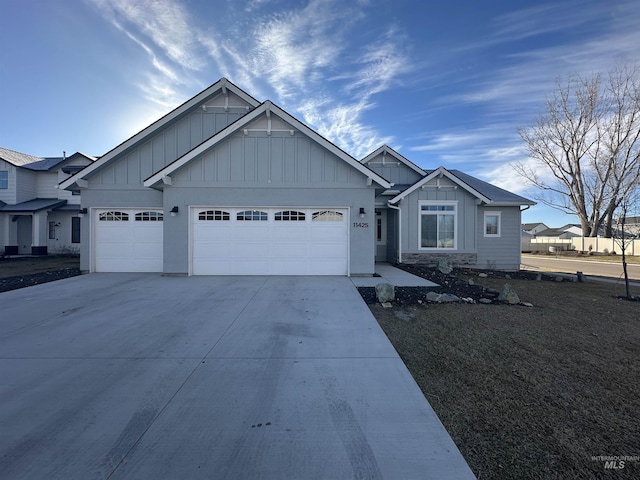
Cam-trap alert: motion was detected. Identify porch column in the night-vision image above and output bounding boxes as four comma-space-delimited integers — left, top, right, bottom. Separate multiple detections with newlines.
32, 212, 49, 255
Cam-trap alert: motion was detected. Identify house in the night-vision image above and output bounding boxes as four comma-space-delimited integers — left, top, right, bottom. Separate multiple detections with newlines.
1, 148, 95, 255
522, 222, 548, 235
60, 78, 534, 275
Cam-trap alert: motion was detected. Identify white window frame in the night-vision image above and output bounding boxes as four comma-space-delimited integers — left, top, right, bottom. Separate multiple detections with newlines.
418, 200, 457, 250
0, 170, 8, 189
376, 210, 387, 245
484, 211, 501, 237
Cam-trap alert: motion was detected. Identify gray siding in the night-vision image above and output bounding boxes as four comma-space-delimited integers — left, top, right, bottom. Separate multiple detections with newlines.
476, 206, 522, 270
172, 131, 362, 187
16, 169, 37, 203
0, 160, 16, 204
365, 155, 423, 185
400, 177, 477, 254
88, 92, 252, 188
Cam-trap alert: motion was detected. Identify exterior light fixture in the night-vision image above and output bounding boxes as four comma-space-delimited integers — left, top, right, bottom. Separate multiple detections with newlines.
359, 207, 366, 218
170, 206, 179, 216
78, 208, 88, 218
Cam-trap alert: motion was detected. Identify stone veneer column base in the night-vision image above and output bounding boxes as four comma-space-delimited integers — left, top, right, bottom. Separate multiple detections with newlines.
401, 252, 477, 267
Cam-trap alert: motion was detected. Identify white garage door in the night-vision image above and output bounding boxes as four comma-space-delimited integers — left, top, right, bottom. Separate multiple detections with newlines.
94, 209, 164, 272
192, 207, 348, 275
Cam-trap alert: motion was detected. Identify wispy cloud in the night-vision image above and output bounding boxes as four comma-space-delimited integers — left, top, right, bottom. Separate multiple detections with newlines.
87, 0, 411, 158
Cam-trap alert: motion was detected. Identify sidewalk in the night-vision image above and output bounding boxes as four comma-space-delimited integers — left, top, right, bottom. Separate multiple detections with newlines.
351, 263, 438, 287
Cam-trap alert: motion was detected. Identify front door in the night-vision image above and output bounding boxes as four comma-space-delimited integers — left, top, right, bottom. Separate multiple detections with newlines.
375, 209, 387, 262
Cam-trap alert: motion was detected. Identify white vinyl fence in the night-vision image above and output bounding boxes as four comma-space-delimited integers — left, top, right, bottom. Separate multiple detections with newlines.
522, 237, 640, 255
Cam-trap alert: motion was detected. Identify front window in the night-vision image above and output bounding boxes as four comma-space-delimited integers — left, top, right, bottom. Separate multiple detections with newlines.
0, 170, 7, 189
419, 202, 456, 249
72, 217, 80, 243
484, 212, 501, 237
49, 221, 56, 240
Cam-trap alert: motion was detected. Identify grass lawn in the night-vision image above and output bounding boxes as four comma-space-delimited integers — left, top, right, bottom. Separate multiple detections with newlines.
371, 276, 640, 480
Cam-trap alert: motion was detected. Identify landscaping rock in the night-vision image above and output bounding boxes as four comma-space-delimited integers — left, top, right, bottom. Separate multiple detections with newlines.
426, 291, 460, 303
437, 259, 453, 274
536, 273, 542, 281
478, 272, 488, 278
554, 276, 564, 282
498, 284, 520, 305
520, 302, 534, 307
467, 278, 475, 286
381, 302, 393, 308
375, 283, 395, 303
479, 298, 492, 304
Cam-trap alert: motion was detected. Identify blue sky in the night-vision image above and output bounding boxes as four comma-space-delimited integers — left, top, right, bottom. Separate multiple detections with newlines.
2, 0, 640, 226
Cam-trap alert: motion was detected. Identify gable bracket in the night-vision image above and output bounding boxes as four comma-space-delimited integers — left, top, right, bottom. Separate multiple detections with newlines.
162, 175, 173, 186
76, 178, 89, 189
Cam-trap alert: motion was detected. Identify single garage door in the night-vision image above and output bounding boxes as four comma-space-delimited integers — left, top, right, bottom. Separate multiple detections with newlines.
192, 207, 348, 275
94, 209, 164, 272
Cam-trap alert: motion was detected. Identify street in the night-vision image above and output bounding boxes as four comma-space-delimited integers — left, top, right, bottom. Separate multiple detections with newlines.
521, 254, 640, 281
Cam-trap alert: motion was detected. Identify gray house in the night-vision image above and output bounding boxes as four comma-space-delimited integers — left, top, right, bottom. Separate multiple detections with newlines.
1, 148, 95, 255
60, 78, 534, 275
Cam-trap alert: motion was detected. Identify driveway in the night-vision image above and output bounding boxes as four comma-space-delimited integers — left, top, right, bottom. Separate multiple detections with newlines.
0, 274, 475, 479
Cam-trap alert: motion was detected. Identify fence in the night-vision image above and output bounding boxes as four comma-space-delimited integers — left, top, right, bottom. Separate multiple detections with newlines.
522, 237, 640, 256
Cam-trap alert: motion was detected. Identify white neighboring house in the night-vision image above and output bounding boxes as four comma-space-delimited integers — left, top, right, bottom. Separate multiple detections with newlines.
522, 222, 549, 236
0, 148, 95, 255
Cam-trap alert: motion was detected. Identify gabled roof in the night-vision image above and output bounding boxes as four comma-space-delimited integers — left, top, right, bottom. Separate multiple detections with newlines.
389, 166, 535, 206
522, 222, 548, 230
360, 145, 426, 176
144, 101, 392, 189
0, 147, 42, 167
0, 148, 96, 172
60, 78, 260, 190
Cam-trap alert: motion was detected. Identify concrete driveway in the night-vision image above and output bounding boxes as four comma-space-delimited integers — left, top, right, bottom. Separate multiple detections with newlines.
0, 274, 475, 479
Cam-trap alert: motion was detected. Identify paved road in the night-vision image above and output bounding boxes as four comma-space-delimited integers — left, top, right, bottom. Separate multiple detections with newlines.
0, 274, 475, 480
521, 254, 640, 281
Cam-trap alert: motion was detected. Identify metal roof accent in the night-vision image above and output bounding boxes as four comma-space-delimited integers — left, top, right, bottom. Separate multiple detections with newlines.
0, 198, 67, 213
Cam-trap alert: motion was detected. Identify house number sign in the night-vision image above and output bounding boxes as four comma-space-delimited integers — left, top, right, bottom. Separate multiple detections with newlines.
352, 222, 369, 228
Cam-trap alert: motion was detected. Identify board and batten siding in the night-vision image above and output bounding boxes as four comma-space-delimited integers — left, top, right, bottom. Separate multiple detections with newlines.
365, 156, 423, 185
172, 131, 365, 187
88, 92, 253, 188
15, 169, 38, 203
476, 206, 522, 270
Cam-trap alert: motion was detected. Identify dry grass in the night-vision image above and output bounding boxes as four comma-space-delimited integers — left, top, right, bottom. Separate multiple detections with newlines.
372, 276, 640, 480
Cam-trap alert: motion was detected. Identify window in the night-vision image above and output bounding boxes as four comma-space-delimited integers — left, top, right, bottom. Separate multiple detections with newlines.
0, 170, 7, 189
199, 210, 230, 221
99, 211, 129, 221
419, 202, 456, 249
72, 217, 80, 243
275, 210, 305, 221
376, 210, 386, 244
484, 212, 501, 237
49, 221, 56, 240
312, 210, 343, 221
135, 211, 163, 221
237, 210, 268, 221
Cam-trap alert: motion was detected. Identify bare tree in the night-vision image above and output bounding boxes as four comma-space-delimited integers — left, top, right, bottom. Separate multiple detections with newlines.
516, 64, 640, 237
612, 197, 638, 300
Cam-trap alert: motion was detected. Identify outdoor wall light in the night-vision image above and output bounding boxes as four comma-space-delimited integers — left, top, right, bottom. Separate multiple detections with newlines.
170, 206, 179, 216
359, 207, 366, 218
78, 208, 88, 218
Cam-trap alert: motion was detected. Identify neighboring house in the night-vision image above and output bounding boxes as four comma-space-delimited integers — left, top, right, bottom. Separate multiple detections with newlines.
522, 222, 548, 235
60, 78, 534, 275
534, 224, 584, 240
0, 148, 95, 255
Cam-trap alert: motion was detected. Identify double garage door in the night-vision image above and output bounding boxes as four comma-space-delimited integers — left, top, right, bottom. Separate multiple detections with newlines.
93, 207, 348, 275
192, 207, 348, 275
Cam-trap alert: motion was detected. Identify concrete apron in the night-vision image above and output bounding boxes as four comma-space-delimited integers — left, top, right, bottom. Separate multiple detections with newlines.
0, 274, 475, 479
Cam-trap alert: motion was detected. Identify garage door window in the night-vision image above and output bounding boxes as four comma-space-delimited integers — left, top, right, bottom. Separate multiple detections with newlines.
275, 210, 306, 221
199, 210, 230, 221
135, 211, 163, 221
312, 210, 343, 221
237, 210, 268, 221
99, 211, 129, 221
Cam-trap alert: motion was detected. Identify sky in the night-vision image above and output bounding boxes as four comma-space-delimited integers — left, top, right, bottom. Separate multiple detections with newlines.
1, 0, 640, 227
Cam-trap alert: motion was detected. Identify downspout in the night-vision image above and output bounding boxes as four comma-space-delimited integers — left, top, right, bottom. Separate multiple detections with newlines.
387, 201, 401, 263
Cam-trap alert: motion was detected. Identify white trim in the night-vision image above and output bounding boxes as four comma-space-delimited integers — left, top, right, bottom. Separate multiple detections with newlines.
418, 200, 458, 250
484, 211, 502, 237
390, 166, 491, 205
360, 145, 426, 176
60, 78, 260, 191
144, 101, 391, 189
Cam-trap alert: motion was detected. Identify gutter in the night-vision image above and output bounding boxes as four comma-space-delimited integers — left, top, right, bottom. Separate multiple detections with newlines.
387, 202, 401, 263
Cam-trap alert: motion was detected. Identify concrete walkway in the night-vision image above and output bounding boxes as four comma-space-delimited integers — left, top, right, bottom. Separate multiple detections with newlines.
350, 263, 438, 287
0, 274, 474, 479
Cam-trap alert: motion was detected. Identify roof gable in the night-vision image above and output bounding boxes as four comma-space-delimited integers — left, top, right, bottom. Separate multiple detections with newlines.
389, 166, 535, 206
144, 101, 391, 189
60, 78, 260, 190
0, 147, 43, 167
361, 145, 425, 175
